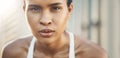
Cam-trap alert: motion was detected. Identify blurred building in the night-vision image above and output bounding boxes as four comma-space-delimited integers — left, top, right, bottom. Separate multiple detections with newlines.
0, 0, 120, 58
80, 0, 120, 58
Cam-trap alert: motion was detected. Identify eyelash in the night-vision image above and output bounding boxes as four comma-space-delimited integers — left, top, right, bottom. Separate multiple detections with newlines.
51, 7, 62, 12
29, 7, 41, 12
28, 6, 62, 13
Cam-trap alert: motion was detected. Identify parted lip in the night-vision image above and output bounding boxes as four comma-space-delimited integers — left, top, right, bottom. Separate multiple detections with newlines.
39, 29, 55, 37
39, 29, 55, 33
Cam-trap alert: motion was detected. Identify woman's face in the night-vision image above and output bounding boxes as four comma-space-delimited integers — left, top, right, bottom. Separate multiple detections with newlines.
24, 0, 73, 44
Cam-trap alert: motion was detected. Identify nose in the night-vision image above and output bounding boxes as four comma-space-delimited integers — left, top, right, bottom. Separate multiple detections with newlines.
40, 12, 52, 26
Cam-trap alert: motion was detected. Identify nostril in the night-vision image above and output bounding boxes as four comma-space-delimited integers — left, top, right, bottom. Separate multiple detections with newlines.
48, 22, 51, 24
40, 22, 44, 25
40, 21, 51, 25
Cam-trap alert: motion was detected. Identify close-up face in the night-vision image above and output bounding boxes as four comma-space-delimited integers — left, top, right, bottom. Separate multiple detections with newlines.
24, 0, 73, 44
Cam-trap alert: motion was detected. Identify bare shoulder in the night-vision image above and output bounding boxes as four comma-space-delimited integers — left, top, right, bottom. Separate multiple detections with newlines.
74, 35, 108, 58
2, 36, 33, 58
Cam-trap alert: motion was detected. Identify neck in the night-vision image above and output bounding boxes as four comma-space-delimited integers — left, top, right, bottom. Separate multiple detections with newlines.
35, 31, 69, 54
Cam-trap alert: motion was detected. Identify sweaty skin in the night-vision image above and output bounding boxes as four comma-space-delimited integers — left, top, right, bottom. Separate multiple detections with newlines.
2, 34, 107, 58
2, 0, 107, 58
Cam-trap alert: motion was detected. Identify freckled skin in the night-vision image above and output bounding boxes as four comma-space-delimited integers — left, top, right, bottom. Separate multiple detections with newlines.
2, 0, 107, 58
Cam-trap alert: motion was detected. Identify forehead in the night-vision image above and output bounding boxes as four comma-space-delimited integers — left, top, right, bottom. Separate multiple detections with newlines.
26, 0, 67, 5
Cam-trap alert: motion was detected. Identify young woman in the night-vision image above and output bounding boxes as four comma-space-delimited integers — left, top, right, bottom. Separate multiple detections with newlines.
2, 0, 107, 58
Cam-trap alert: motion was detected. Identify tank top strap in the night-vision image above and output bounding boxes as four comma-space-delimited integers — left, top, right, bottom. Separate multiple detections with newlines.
27, 37, 36, 58
27, 32, 75, 58
68, 32, 75, 58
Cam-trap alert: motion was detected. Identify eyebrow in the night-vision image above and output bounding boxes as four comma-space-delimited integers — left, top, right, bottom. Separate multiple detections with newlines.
48, 3, 63, 6
28, 5, 40, 8
28, 2, 63, 8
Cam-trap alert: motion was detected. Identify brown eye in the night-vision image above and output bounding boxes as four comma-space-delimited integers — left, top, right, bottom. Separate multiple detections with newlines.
51, 7, 62, 12
29, 7, 41, 12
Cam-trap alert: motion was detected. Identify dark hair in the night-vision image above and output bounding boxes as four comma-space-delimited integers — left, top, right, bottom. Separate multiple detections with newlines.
24, 0, 72, 7
67, 0, 72, 7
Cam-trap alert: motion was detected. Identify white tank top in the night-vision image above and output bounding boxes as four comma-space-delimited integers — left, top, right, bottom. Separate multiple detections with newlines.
27, 32, 75, 58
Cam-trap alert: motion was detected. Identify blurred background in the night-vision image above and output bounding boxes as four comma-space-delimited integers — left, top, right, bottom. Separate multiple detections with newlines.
0, 0, 120, 58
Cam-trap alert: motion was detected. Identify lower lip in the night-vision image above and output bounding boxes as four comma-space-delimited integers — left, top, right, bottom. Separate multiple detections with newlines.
39, 32, 54, 37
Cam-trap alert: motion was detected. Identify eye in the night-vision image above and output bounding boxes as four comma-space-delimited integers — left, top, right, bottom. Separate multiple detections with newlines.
29, 7, 41, 12
51, 6, 62, 12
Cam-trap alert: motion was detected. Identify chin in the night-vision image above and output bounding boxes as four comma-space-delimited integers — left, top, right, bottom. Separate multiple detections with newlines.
37, 36, 56, 44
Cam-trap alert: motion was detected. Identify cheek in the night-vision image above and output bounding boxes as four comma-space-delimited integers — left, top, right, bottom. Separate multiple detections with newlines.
26, 12, 40, 30
27, 12, 39, 24
54, 12, 69, 30
58, 11, 69, 23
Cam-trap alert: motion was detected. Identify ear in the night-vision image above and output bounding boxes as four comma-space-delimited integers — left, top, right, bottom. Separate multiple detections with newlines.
68, 3, 73, 14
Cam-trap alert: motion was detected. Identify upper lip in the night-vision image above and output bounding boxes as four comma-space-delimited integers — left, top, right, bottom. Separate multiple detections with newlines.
39, 29, 55, 33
